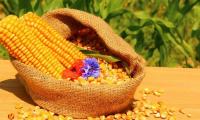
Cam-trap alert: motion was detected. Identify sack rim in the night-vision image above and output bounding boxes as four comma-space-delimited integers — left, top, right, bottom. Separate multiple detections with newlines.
12, 60, 145, 92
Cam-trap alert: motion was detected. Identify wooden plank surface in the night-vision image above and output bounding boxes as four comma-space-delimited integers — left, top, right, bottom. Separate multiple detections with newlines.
0, 60, 200, 120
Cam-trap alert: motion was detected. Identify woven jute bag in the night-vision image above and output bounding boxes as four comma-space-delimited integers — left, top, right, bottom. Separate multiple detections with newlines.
12, 8, 145, 118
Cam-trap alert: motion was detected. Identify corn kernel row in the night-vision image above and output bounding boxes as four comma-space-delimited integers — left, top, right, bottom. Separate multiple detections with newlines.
0, 12, 87, 78
20, 12, 86, 68
0, 15, 65, 78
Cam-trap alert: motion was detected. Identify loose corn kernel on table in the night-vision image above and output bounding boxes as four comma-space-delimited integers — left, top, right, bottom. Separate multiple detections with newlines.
0, 60, 200, 120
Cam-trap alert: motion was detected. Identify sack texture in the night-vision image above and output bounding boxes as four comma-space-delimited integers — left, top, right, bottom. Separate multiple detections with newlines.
12, 8, 145, 118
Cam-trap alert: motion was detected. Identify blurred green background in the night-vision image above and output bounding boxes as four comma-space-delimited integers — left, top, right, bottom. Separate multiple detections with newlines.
0, 0, 199, 67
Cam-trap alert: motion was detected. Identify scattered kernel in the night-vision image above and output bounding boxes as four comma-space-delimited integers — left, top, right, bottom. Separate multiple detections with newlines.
179, 108, 185, 114
168, 116, 176, 120
114, 113, 121, 119
8, 113, 14, 120
153, 91, 162, 97
9, 88, 191, 120
144, 110, 151, 117
143, 88, 151, 94
160, 111, 168, 119
187, 113, 192, 118
155, 112, 161, 118
15, 103, 23, 109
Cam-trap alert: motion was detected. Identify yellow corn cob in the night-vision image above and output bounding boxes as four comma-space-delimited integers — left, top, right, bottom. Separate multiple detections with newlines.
0, 15, 65, 79
20, 12, 86, 68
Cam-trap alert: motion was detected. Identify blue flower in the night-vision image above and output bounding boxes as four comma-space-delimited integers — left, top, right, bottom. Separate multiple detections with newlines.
81, 58, 100, 79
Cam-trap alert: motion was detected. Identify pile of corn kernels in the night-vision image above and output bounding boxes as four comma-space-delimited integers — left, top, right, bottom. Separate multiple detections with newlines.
8, 88, 191, 120
69, 27, 108, 53
71, 59, 131, 86
68, 27, 131, 85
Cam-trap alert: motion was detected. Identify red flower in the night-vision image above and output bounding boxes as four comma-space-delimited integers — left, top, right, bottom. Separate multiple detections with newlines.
70, 59, 84, 76
62, 69, 79, 79
62, 59, 84, 80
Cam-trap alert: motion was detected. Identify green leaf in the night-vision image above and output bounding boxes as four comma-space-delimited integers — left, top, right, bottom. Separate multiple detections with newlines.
134, 11, 150, 19
135, 30, 144, 53
128, 25, 142, 31
128, 19, 154, 31
141, 19, 154, 27
43, 0, 64, 13
182, 41, 195, 59
165, 0, 180, 21
92, 0, 101, 14
121, 61, 131, 75
106, 9, 128, 21
86, 53, 121, 62
181, 0, 200, 15
153, 18, 175, 28
68, 0, 90, 12
159, 45, 168, 66
145, 48, 155, 59
166, 33, 190, 58
2, 0, 19, 15
107, 0, 123, 13
151, 0, 161, 16
192, 28, 200, 40
0, 44, 10, 59
154, 24, 165, 46
80, 49, 99, 54
196, 44, 200, 61
32, 0, 43, 16
18, 9, 26, 16
18, 0, 32, 16
77, 47, 120, 62
99, 0, 109, 19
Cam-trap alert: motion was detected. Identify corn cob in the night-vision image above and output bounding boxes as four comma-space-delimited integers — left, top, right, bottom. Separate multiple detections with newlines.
20, 12, 86, 68
0, 15, 65, 79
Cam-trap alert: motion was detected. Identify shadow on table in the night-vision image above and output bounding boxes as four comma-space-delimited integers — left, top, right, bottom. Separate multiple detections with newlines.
0, 75, 35, 105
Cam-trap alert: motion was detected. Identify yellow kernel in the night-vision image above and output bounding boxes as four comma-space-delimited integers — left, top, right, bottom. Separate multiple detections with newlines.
154, 113, 161, 118
169, 107, 176, 112
87, 117, 94, 120
117, 69, 123, 73
168, 116, 176, 120
140, 116, 146, 120
100, 115, 105, 120
187, 113, 192, 118
15, 103, 23, 109
142, 94, 147, 100
133, 108, 140, 113
179, 108, 185, 114
127, 110, 133, 116
161, 111, 168, 119
8, 113, 14, 120
168, 112, 174, 116
153, 91, 162, 97
106, 115, 114, 120
58, 115, 65, 120
65, 116, 73, 120
114, 114, 122, 119
144, 110, 152, 117
90, 80, 98, 84
88, 77, 95, 82
121, 113, 127, 119
78, 79, 89, 86
116, 81, 123, 85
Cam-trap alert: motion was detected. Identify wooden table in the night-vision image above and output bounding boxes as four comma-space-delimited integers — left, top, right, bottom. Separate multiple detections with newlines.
0, 60, 200, 120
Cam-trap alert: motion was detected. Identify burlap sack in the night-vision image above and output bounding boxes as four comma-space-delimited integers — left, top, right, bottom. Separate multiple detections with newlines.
12, 8, 145, 118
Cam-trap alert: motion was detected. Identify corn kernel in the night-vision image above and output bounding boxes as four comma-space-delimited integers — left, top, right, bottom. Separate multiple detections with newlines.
187, 113, 192, 118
